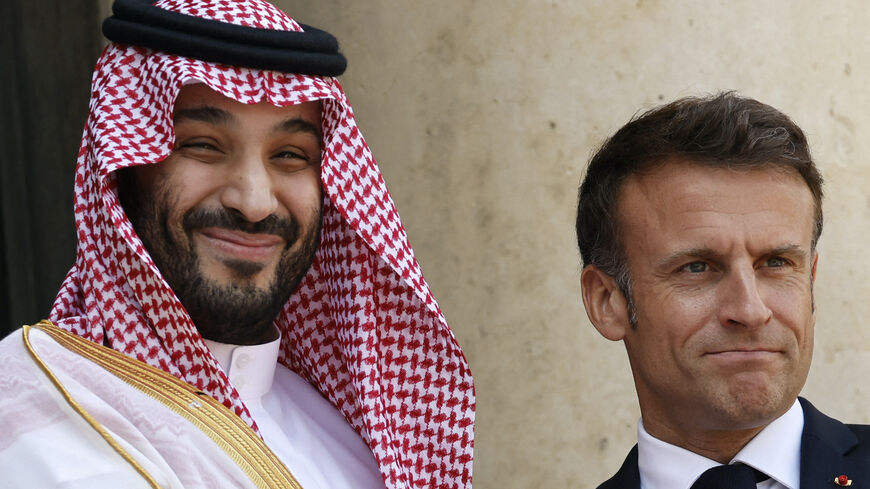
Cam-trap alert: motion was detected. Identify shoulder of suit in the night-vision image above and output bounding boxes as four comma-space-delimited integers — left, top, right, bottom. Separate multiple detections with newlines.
845, 422, 870, 448
596, 444, 639, 489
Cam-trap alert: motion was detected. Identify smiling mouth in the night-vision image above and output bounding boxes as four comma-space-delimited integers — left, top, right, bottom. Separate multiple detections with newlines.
198, 227, 285, 262
704, 349, 779, 361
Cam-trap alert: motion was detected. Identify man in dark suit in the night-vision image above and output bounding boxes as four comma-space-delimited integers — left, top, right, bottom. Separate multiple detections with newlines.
576, 92, 870, 488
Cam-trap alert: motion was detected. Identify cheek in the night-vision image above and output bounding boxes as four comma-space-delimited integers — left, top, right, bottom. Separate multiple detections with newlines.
637, 287, 714, 336
781, 304, 814, 353
142, 167, 216, 237
275, 172, 322, 215
764, 283, 814, 333
632, 292, 724, 372
162, 164, 226, 215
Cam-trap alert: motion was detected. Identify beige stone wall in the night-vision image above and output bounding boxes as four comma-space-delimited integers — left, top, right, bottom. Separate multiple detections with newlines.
95, 1, 866, 487
274, 1, 870, 487
275, 2, 870, 487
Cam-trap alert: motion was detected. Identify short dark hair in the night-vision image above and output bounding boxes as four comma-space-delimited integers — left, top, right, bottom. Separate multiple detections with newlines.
576, 91, 824, 300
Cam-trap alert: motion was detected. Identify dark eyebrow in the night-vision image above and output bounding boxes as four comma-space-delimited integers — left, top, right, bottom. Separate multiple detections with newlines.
657, 244, 809, 269
657, 247, 718, 269
766, 244, 807, 259
274, 117, 321, 140
173, 106, 320, 139
173, 106, 234, 126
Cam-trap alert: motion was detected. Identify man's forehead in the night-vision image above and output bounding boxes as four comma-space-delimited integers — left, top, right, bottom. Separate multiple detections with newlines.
173, 82, 234, 108
616, 159, 817, 250
618, 158, 812, 207
171, 82, 323, 134
173, 82, 321, 111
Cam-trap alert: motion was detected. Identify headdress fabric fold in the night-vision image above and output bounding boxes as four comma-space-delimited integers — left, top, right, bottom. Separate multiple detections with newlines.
102, 0, 347, 75
50, 1, 474, 488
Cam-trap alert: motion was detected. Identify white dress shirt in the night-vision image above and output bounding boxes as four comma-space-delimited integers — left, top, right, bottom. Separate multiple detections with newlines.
204, 334, 385, 489
637, 400, 804, 489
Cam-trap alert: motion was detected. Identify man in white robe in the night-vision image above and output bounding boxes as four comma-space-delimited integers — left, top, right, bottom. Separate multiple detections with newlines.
0, 1, 474, 488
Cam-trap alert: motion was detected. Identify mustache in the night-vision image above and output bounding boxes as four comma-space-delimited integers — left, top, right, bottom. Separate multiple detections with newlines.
182, 208, 299, 242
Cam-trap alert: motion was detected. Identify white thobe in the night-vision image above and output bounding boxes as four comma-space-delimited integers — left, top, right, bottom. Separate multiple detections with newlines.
0, 327, 383, 488
203, 335, 384, 489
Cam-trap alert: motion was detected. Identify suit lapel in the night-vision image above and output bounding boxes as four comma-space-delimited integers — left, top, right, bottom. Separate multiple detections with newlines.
597, 445, 641, 489
799, 397, 864, 487
599, 398, 868, 489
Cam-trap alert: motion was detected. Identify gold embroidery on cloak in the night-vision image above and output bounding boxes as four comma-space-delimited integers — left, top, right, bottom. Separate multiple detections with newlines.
23, 320, 304, 489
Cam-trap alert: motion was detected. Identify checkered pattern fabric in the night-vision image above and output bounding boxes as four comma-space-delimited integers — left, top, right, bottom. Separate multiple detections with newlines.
49, 1, 474, 488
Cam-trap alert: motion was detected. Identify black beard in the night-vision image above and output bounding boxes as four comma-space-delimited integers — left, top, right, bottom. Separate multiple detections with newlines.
118, 170, 321, 345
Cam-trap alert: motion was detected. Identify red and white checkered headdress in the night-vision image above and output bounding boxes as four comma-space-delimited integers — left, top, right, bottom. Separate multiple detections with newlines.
50, 1, 475, 488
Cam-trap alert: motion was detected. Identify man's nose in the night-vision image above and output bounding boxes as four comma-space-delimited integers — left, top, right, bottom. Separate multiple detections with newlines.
718, 267, 773, 328
218, 155, 278, 223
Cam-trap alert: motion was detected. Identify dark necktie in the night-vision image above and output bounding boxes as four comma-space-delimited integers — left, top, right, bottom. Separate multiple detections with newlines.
690, 463, 769, 489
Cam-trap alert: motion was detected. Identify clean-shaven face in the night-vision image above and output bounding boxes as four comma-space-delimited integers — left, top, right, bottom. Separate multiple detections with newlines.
617, 160, 817, 441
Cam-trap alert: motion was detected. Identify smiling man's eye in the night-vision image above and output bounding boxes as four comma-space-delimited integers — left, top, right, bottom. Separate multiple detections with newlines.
766, 257, 787, 267
180, 141, 219, 151
276, 150, 306, 160
681, 262, 708, 273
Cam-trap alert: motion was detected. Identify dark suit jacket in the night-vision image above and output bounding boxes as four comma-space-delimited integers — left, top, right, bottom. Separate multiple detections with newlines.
597, 398, 870, 489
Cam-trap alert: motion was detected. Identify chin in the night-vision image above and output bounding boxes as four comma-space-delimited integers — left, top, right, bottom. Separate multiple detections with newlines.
202, 261, 276, 287
711, 382, 794, 430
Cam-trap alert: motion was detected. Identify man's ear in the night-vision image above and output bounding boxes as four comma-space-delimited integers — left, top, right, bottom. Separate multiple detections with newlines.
811, 252, 819, 283
581, 265, 631, 341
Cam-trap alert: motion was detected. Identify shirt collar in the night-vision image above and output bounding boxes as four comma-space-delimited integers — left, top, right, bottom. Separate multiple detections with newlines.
202, 330, 281, 402
637, 399, 803, 489
733, 399, 803, 489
